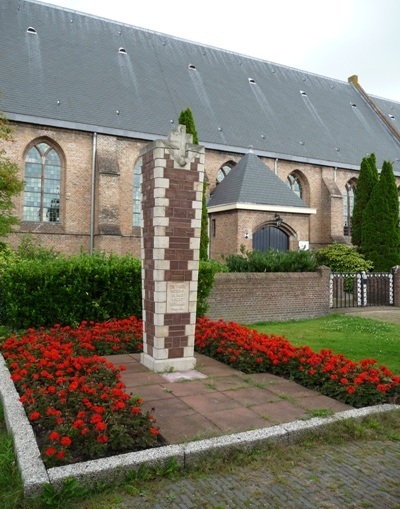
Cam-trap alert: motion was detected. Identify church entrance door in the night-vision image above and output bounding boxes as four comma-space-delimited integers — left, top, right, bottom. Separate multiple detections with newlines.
252, 226, 288, 252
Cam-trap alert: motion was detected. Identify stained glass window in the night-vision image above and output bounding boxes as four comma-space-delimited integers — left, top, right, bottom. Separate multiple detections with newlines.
133, 159, 142, 227
286, 174, 302, 198
23, 142, 61, 222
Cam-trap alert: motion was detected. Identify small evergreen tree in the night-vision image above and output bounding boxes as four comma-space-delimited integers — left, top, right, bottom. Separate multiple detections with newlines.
0, 107, 24, 237
351, 153, 378, 247
199, 179, 209, 260
178, 108, 198, 144
178, 107, 209, 259
361, 160, 400, 271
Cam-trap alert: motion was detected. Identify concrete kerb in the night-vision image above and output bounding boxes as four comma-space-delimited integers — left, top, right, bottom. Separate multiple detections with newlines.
0, 353, 399, 497
0, 354, 49, 496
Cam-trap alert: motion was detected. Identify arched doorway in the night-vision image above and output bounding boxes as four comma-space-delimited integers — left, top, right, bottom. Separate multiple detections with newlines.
252, 226, 289, 252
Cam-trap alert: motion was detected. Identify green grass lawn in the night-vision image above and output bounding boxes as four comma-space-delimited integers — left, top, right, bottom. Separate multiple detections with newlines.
248, 314, 400, 375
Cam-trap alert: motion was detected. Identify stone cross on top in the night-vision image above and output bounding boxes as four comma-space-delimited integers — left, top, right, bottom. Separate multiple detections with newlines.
164, 125, 196, 167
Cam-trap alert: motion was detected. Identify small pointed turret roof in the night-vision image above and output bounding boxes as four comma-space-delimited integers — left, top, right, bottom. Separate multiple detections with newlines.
208, 152, 309, 209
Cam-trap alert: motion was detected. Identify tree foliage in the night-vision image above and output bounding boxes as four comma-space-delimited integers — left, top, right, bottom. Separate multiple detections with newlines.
0, 107, 24, 237
314, 243, 373, 273
351, 153, 378, 247
199, 179, 209, 260
361, 160, 400, 271
178, 107, 198, 144
178, 107, 209, 259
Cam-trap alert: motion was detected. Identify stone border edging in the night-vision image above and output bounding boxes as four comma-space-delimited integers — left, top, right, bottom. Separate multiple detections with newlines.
0, 354, 49, 495
0, 353, 398, 497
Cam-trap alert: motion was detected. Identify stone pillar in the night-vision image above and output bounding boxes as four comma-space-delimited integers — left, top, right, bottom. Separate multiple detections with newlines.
392, 266, 400, 307
140, 126, 205, 372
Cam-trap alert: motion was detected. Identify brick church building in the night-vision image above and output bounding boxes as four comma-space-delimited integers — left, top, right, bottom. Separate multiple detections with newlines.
1, 0, 400, 259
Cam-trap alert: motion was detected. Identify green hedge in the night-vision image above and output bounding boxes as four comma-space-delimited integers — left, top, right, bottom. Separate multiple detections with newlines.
0, 254, 217, 329
223, 248, 318, 273
1, 253, 142, 328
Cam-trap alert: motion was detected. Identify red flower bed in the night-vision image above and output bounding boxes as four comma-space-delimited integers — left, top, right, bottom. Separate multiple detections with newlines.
2, 315, 399, 468
195, 317, 400, 408
1, 316, 158, 467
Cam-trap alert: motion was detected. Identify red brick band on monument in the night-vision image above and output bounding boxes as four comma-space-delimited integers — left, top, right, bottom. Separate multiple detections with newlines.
140, 125, 205, 372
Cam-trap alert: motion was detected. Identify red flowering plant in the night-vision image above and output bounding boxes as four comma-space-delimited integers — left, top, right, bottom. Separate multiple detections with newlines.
1, 316, 159, 468
195, 317, 400, 408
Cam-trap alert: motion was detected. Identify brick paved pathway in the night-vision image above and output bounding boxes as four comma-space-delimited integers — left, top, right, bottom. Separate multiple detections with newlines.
116, 439, 400, 509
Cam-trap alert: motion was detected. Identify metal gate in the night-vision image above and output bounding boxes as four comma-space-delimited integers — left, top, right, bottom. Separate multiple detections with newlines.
330, 271, 394, 308
252, 226, 289, 252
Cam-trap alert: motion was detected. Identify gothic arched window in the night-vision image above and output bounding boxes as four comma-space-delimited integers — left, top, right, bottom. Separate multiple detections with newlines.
286, 173, 302, 198
343, 180, 356, 236
132, 159, 142, 227
216, 163, 235, 184
23, 142, 61, 222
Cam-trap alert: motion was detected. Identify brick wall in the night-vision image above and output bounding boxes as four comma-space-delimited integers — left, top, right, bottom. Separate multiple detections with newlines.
206, 267, 331, 323
5, 121, 400, 258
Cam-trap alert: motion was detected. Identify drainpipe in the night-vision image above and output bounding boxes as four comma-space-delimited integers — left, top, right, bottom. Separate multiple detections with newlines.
274, 158, 278, 175
89, 132, 97, 255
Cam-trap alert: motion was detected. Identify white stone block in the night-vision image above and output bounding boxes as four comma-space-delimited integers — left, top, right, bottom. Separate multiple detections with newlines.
153, 237, 169, 249
154, 188, 166, 198
183, 345, 195, 358
154, 325, 169, 338
190, 238, 200, 250
153, 314, 165, 326
152, 147, 166, 160
152, 166, 165, 179
153, 206, 166, 217
154, 281, 167, 292
152, 248, 166, 260
185, 324, 195, 336
154, 260, 170, 270
154, 348, 169, 360
157, 178, 170, 188
154, 197, 169, 207
153, 337, 166, 349
156, 302, 167, 314
141, 354, 196, 373
189, 281, 198, 292
154, 291, 167, 303
152, 217, 170, 227
153, 226, 166, 236
152, 269, 165, 281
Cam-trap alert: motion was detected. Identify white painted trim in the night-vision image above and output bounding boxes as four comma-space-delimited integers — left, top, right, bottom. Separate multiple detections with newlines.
207, 203, 317, 215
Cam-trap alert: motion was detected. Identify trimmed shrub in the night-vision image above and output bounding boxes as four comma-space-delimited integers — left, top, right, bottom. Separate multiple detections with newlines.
0, 251, 219, 328
314, 243, 373, 273
223, 248, 318, 273
1, 252, 142, 328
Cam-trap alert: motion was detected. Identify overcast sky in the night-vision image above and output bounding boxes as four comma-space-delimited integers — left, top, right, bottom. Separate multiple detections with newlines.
42, 0, 400, 102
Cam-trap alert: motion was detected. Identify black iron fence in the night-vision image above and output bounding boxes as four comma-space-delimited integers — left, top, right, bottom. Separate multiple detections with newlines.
330, 271, 394, 308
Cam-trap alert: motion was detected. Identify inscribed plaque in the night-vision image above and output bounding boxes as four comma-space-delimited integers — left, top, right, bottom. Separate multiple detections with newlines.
167, 282, 190, 313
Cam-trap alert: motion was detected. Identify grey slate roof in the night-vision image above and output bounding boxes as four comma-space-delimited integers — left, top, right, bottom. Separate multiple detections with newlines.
1, 0, 400, 173
207, 152, 309, 209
